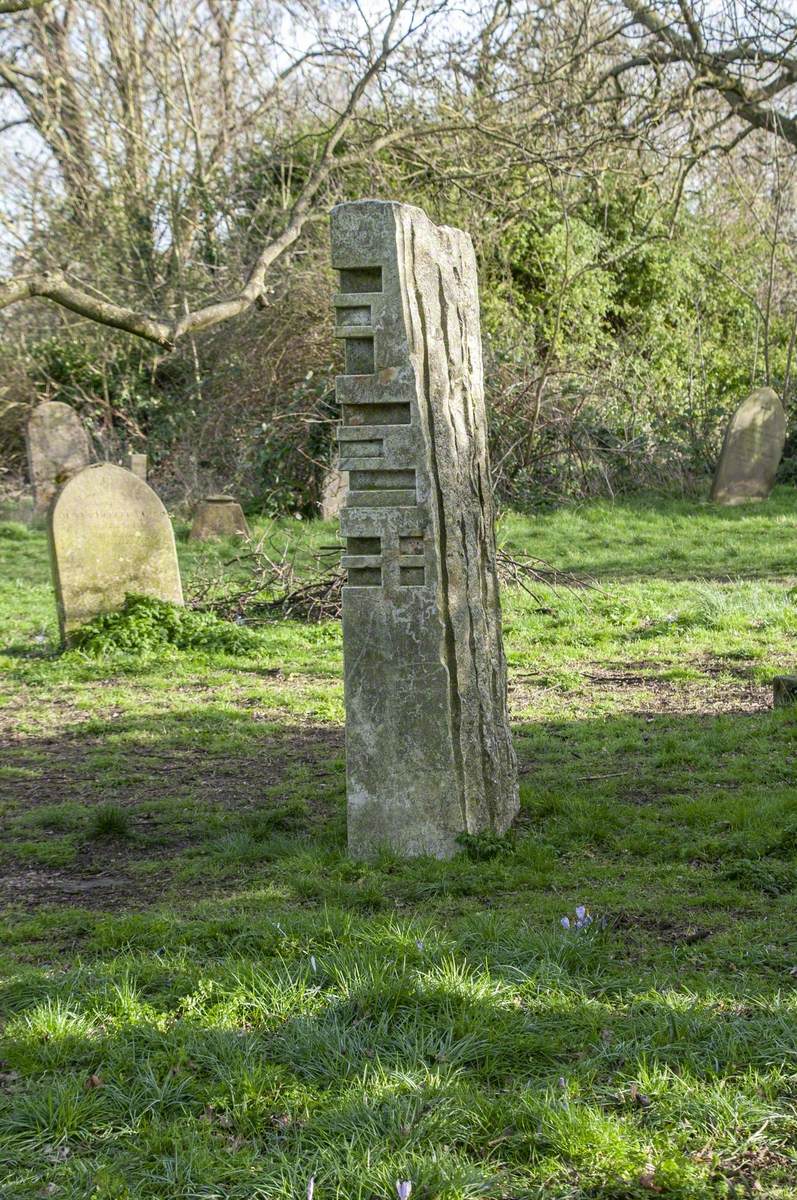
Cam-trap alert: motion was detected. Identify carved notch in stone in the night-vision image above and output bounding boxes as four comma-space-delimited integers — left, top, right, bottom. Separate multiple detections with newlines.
331, 199, 519, 860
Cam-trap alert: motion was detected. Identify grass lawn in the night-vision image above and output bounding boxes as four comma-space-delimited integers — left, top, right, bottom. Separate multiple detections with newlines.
1, 491, 797, 1199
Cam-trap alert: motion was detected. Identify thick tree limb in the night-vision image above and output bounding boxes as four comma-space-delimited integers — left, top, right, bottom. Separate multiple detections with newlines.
622, 0, 797, 149
0, 0, 422, 350
0, 0, 49, 11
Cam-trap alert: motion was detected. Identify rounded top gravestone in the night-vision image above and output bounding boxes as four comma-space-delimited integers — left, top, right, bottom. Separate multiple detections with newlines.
48, 463, 183, 642
26, 401, 92, 512
710, 387, 786, 505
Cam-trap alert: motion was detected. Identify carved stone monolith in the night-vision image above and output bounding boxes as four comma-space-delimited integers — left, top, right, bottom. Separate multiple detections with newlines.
48, 463, 183, 642
331, 199, 518, 859
189, 495, 250, 541
711, 388, 786, 505
26, 401, 92, 512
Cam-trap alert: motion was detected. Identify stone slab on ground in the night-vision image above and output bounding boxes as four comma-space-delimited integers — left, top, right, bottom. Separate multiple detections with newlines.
189, 495, 250, 541
48, 463, 183, 641
331, 198, 519, 860
26, 401, 92, 512
773, 675, 797, 707
711, 387, 786, 505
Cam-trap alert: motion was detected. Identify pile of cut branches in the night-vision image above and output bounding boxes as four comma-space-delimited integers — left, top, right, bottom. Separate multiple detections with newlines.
187, 531, 593, 625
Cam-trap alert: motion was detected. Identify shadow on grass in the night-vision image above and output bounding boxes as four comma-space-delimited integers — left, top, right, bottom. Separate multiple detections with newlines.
1, 900, 796, 1197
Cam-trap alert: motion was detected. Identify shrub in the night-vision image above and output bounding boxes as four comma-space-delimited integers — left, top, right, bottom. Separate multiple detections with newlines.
69, 595, 258, 657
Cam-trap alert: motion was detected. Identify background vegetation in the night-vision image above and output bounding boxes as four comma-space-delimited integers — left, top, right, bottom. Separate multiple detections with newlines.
3, 0, 797, 511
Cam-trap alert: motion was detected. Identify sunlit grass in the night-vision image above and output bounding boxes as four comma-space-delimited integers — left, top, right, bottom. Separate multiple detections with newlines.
1, 493, 797, 1196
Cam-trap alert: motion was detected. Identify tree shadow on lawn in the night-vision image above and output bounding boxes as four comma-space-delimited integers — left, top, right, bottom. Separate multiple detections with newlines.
2, 699, 796, 921
1, 903, 796, 1197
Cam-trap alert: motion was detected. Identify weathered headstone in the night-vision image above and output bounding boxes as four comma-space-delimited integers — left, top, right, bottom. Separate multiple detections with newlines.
189, 495, 250, 541
48, 463, 183, 641
711, 387, 786, 505
124, 452, 148, 481
320, 467, 348, 520
26, 401, 91, 512
331, 199, 518, 859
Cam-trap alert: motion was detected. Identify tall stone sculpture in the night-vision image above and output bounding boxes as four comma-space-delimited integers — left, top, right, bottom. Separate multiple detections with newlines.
711, 387, 786, 505
26, 401, 92, 512
48, 464, 183, 643
331, 200, 518, 859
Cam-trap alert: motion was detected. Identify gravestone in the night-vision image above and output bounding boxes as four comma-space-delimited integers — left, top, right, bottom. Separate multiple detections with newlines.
189, 494, 250, 541
26, 401, 92, 512
331, 199, 518, 859
711, 387, 786, 505
48, 463, 183, 641
320, 467, 348, 519
124, 452, 148, 481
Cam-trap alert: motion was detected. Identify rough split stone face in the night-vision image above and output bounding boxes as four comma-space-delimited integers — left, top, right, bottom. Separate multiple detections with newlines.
48, 463, 183, 641
331, 199, 519, 859
711, 387, 786, 505
125, 452, 148, 481
26, 401, 92, 512
320, 468, 348, 519
189, 495, 250, 541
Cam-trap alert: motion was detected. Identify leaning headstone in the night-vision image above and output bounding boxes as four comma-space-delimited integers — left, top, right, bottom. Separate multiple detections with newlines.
124, 451, 148, 481
189, 495, 250, 541
331, 199, 519, 859
26, 401, 91, 512
711, 387, 786, 505
48, 463, 183, 642
320, 467, 348, 519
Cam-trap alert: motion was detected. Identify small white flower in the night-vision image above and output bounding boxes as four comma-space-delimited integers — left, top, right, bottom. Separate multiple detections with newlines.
310, 955, 317, 974
560, 916, 570, 930
307, 1178, 315, 1200
396, 1182, 412, 1200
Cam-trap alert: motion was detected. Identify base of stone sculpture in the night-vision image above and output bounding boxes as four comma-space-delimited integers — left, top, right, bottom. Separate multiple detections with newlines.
189, 496, 250, 541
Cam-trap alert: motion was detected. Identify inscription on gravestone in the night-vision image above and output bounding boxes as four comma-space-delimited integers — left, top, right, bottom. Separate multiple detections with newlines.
711, 387, 786, 505
26, 401, 92, 512
48, 463, 183, 642
331, 200, 518, 859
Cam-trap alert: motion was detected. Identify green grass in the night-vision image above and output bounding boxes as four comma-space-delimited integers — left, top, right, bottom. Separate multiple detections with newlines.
1, 493, 797, 1198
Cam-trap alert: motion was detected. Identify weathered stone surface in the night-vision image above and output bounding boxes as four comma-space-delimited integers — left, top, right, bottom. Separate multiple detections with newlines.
48, 463, 183, 641
331, 199, 519, 859
189, 495, 250, 541
320, 468, 348, 519
711, 387, 786, 505
773, 675, 797, 707
26, 401, 92, 512
125, 452, 148, 481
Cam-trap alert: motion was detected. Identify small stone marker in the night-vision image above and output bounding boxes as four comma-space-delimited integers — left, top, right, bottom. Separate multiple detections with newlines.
124, 452, 148, 481
189, 495, 250, 541
320, 467, 348, 519
711, 387, 786, 505
26, 401, 91, 512
48, 463, 183, 641
773, 675, 797, 707
331, 199, 519, 859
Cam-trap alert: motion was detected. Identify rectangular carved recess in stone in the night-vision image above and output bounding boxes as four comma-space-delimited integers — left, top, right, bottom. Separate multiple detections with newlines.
331, 199, 519, 861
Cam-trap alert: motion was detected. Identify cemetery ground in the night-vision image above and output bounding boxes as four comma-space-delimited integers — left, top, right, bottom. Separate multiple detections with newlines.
1, 495, 797, 1200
